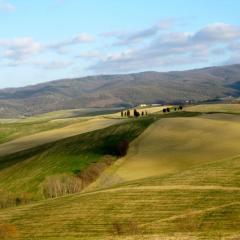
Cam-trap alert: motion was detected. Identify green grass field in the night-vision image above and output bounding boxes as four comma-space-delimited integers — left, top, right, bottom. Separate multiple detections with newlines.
0, 117, 154, 200
0, 104, 240, 239
0, 107, 121, 144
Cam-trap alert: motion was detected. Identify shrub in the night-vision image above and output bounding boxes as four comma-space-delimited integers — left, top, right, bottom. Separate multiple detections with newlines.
76, 155, 113, 188
42, 174, 83, 198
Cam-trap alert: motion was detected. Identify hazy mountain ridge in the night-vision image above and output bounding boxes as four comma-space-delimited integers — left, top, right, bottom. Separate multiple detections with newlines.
1, 64, 240, 117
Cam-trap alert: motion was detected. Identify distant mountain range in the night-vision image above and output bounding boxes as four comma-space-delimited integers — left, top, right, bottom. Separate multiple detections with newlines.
1, 64, 240, 118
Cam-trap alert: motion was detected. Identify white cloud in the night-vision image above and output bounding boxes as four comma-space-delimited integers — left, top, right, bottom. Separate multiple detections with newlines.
0, 37, 43, 61
48, 33, 95, 53
193, 23, 240, 43
102, 19, 174, 46
33, 60, 73, 70
0, 33, 94, 66
89, 23, 240, 73
0, 0, 16, 12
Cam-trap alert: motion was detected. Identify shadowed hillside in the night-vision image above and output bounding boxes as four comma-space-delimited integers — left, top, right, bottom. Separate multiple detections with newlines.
1, 64, 240, 117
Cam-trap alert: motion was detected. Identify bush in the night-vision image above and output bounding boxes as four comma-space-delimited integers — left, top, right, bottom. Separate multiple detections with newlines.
42, 174, 83, 198
77, 155, 113, 188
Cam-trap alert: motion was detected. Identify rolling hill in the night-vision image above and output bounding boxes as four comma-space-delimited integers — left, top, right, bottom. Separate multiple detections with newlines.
0, 105, 239, 239
87, 111, 240, 190
1, 64, 240, 117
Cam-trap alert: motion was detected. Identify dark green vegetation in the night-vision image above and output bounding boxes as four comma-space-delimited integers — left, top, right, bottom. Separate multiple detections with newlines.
1, 64, 240, 117
0, 117, 154, 201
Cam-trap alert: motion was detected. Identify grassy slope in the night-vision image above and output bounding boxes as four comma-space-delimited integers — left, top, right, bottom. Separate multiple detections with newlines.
0, 155, 239, 239
0, 118, 154, 200
88, 113, 240, 190
185, 103, 240, 113
0, 118, 75, 144
0, 118, 125, 157
0, 106, 240, 239
0, 108, 121, 144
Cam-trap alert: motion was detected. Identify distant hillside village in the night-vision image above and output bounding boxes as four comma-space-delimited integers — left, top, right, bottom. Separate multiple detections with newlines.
121, 105, 183, 117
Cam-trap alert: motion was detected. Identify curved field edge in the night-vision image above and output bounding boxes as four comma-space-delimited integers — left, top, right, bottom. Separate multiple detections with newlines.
0, 117, 154, 200
0, 108, 240, 239
87, 113, 240, 190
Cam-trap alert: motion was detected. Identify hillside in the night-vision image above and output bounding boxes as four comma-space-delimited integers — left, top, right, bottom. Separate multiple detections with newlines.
0, 117, 153, 200
87, 112, 240, 190
1, 64, 240, 117
0, 105, 239, 239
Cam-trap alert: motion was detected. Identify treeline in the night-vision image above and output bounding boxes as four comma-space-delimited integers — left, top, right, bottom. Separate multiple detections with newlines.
120, 105, 183, 117
162, 106, 183, 113
121, 109, 148, 117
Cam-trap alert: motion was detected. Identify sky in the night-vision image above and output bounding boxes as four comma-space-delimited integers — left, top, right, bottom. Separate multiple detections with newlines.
0, 0, 240, 88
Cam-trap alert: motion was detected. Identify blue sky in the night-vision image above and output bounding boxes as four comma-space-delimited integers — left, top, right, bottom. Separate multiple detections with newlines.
0, 0, 240, 88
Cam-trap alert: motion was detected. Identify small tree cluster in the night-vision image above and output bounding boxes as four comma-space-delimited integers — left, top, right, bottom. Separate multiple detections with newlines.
121, 109, 148, 117
163, 107, 171, 113
163, 105, 183, 113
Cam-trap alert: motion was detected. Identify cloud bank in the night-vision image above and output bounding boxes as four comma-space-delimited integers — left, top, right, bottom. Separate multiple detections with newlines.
89, 23, 240, 73
1, 22, 240, 73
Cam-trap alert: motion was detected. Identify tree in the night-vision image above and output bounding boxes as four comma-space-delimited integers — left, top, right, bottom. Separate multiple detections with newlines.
179, 105, 183, 110
133, 109, 140, 117
121, 111, 124, 117
127, 109, 130, 117
163, 108, 166, 113
116, 140, 129, 156
141, 111, 144, 116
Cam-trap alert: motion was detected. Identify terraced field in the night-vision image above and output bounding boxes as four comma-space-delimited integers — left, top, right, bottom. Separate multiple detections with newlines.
0, 104, 240, 239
